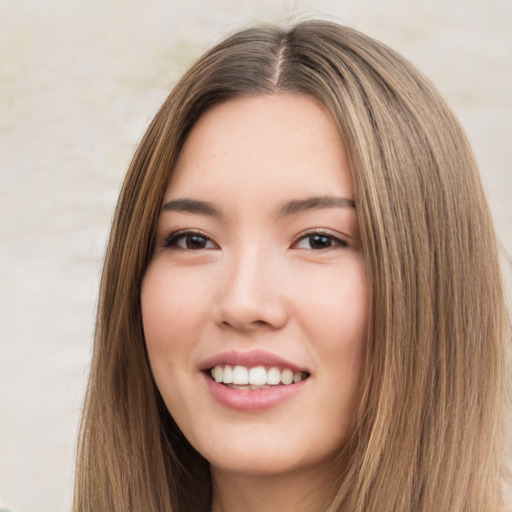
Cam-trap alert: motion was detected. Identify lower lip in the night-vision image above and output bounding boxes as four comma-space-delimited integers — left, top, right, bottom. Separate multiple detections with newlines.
203, 373, 308, 412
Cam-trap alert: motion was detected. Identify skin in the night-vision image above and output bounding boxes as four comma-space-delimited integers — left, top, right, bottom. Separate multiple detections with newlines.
141, 93, 368, 512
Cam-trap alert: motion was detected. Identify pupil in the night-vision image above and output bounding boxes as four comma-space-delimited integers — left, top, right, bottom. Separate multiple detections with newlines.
188, 235, 206, 249
310, 235, 331, 249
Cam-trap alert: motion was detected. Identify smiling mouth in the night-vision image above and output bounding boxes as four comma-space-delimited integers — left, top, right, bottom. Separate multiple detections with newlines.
208, 364, 310, 390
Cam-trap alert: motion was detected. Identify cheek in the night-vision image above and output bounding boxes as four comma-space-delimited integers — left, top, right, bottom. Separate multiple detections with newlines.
298, 262, 368, 343
298, 262, 368, 406
141, 264, 211, 361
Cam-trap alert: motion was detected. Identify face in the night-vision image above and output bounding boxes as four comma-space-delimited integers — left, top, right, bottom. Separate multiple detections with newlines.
141, 94, 368, 481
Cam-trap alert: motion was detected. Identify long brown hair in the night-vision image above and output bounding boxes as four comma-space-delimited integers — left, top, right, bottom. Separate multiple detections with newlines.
74, 20, 510, 511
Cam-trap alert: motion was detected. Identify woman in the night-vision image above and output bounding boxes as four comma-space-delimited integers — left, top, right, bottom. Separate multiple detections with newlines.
74, 20, 510, 512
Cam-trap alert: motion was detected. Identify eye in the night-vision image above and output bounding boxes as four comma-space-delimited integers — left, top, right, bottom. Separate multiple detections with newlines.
164, 231, 218, 250
293, 232, 348, 250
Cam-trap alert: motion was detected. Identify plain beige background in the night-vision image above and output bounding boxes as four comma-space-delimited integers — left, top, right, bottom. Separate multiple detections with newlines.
1, 1, 511, 510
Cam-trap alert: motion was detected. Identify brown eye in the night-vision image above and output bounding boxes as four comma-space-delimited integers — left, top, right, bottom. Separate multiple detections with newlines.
294, 233, 348, 250
164, 231, 217, 250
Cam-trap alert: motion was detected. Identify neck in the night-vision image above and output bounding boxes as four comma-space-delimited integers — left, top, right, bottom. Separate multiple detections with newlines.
210, 460, 339, 512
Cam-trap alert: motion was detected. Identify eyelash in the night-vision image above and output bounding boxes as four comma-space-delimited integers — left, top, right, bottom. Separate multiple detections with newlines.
292, 230, 349, 250
163, 230, 349, 251
163, 230, 217, 250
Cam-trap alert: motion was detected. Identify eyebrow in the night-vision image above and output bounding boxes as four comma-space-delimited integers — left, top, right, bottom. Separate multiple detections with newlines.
161, 198, 222, 217
161, 195, 356, 218
277, 196, 356, 216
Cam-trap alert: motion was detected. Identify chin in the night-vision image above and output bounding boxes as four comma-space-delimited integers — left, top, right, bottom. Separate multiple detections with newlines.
190, 422, 346, 480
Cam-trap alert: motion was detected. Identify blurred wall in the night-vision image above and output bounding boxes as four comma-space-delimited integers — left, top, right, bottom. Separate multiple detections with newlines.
1, 1, 511, 510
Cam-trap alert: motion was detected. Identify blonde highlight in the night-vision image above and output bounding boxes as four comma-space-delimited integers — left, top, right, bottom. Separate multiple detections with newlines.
74, 20, 509, 512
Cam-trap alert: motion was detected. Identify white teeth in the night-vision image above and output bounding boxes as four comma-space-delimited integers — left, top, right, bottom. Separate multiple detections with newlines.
281, 369, 293, 385
213, 366, 223, 383
210, 364, 308, 387
267, 367, 281, 385
223, 364, 233, 384
249, 366, 267, 385
232, 365, 249, 385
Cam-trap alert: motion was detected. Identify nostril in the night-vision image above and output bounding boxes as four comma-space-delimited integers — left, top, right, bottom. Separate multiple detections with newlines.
219, 318, 274, 330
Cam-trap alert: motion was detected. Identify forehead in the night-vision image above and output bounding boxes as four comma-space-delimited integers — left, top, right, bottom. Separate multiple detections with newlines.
164, 93, 353, 205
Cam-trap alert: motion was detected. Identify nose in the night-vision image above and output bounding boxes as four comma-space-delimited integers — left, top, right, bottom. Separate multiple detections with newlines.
213, 249, 290, 332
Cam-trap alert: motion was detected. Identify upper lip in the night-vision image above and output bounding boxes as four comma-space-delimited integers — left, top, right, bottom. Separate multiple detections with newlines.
200, 350, 308, 373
